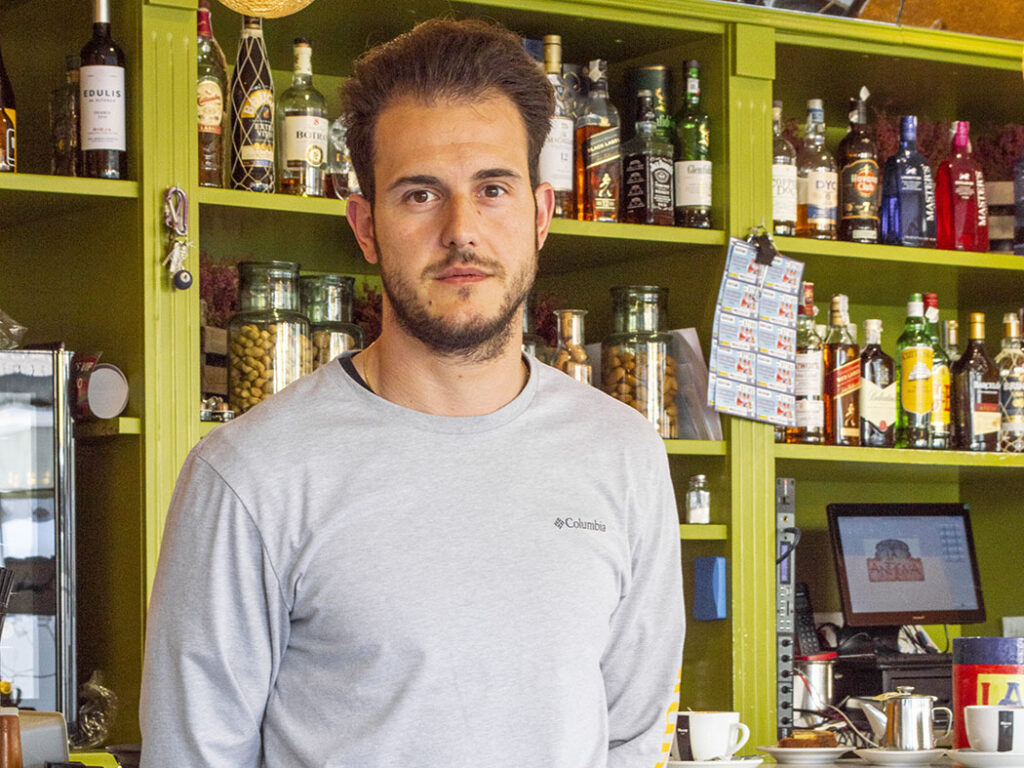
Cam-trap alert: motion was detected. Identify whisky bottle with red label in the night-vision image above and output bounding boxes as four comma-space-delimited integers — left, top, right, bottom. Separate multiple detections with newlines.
823, 294, 860, 445
860, 318, 895, 447
895, 294, 933, 449
951, 312, 1000, 451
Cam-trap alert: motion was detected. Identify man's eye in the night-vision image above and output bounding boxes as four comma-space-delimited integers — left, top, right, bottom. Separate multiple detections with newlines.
407, 190, 437, 204
481, 184, 506, 198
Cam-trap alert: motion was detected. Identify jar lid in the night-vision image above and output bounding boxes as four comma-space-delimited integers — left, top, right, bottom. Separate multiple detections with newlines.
238, 260, 301, 277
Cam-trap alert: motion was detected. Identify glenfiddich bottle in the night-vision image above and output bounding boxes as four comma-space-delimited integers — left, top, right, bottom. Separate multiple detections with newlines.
80, 0, 127, 179
197, 0, 228, 188
823, 294, 860, 446
231, 15, 274, 192
772, 100, 797, 237
672, 60, 712, 228
996, 312, 1024, 452
575, 59, 620, 222
860, 319, 895, 447
923, 292, 951, 449
836, 94, 880, 243
621, 91, 674, 226
895, 294, 932, 449
539, 35, 574, 218
278, 38, 328, 197
951, 312, 1000, 451
786, 281, 824, 444
0, 23, 16, 173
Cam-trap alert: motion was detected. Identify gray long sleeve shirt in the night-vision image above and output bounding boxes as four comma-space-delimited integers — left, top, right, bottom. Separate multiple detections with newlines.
140, 355, 684, 767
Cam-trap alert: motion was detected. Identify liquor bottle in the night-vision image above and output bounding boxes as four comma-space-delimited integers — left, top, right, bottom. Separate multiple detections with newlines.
895, 294, 933, 449
231, 15, 275, 192
50, 56, 80, 177
278, 38, 328, 197
574, 59, 620, 222
672, 60, 712, 229
197, 0, 228, 188
629, 65, 672, 142
997, 313, 1024, 452
860, 319, 895, 447
325, 116, 359, 200
936, 121, 989, 252
539, 35, 574, 218
880, 116, 937, 248
944, 319, 962, 364
622, 91, 674, 226
836, 95, 880, 243
1013, 153, 1024, 256
823, 294, 860, 446
786, 281, 824, 444
80, 0, 127, 179
923, 292, 951, 449
0, 28, 15, 173
796, 99, 838, 240
772, 100, 797, 237
951, 312, 1000, 451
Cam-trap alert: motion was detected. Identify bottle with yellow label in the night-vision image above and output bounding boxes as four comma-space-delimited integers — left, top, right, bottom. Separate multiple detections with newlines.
996, 312, 1024, 453
896, 293, 933, 449
951, 312, 1000, 451
923, 292, 951, 449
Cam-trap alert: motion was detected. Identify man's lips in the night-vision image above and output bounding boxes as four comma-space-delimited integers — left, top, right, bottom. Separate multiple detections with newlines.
435, 267, 490, 284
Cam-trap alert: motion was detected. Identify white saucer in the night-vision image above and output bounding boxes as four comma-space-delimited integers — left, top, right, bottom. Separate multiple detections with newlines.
757, 745, 852, 764
855, 748, 946, 765
946, 749, 1024, 767
668, 759, 764, 767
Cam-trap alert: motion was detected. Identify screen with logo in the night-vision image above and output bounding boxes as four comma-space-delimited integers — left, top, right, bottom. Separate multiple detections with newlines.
827, 503, 985, 627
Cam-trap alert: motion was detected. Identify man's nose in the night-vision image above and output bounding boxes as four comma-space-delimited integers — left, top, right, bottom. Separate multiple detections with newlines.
440, 191, 480, 250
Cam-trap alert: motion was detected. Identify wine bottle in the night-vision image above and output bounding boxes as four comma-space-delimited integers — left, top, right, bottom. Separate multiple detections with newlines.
80, 0, 127, 179
0, 28, 15, 173
231, 15, 275, 192
197, 0, 228, 188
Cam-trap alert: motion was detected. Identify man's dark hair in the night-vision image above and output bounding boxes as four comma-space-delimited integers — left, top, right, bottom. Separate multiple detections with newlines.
341, 18, 554, 204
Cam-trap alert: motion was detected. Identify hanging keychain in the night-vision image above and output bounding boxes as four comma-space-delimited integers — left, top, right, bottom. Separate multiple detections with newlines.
163, 186, 194, 290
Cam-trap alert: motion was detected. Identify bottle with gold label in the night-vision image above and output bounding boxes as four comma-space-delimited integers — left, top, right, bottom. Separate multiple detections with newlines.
786, 281, 824, 444
951, 312, 1000, 451
231, 15, 274, 192
823, 294, 860, 446
859, 319, 895, 447
996, 312, 1024, 452
922, 293, 951, 449
896, 294, 933, 449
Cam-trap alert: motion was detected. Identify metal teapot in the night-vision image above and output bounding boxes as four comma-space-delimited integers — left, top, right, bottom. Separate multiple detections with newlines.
859, 686, 953, 750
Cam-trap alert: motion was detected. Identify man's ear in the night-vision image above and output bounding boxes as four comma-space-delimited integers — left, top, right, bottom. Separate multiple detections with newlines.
346, 193, 379, 265
534, 182, 555, 252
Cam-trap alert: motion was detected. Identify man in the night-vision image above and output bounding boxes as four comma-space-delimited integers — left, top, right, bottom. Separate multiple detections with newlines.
141, 18, 684, 768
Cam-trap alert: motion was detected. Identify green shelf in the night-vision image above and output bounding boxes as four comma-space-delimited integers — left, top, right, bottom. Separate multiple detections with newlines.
0, 173, 138, 228
681, 523, 728, 540
665, 439, 728, 456
774, 442, 1024, 468
74, 417, 143, 439
775, 236, 1024, 273
196, 186, 348, 217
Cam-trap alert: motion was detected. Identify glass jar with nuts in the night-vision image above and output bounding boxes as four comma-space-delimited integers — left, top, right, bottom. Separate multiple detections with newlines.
228, 261, 312, 414
601, 285, 679, 438
299, 274, 364, 370
552, 309, 592, 385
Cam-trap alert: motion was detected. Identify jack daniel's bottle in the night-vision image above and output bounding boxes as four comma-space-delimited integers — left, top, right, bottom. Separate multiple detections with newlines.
231, 16, 274, 192
575, 59, 620, 222
621, 91, 674, 226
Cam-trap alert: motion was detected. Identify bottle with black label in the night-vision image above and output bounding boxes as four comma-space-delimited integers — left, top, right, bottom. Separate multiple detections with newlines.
278, 38, 327, 197
996, 312, 1024, 452
231, 15, 274, 192
860, 318, 895, 447
539, 35, 574, 219
836, 92, 879, 243
574, 59, 620, 222
951, 312, 1000, 451
621, 90, 674, 226
672, 60, 712, 228
80, 0, 127, 179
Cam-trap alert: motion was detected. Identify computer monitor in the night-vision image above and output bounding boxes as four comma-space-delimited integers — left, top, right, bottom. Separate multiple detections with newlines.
827, 503, 985, 628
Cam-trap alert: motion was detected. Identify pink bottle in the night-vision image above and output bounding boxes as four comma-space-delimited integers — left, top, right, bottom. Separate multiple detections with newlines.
936, 120, 989, 252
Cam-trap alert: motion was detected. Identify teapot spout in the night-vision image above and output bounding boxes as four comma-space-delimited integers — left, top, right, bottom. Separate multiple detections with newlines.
859, 701, 888, 740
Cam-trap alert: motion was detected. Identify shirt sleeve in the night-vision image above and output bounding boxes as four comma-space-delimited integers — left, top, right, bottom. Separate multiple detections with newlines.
139, 451, 290, 768
604, 443, 685, 768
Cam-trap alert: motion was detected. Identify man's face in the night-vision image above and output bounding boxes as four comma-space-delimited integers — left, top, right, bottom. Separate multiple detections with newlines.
347, 92, 553, 361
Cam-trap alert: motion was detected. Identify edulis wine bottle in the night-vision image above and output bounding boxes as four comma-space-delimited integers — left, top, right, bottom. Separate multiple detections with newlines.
80, 0, 127, 179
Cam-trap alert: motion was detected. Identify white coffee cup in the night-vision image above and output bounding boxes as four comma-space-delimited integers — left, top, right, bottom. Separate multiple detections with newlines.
684, 711, 750, 761
965, 705, 1024, 753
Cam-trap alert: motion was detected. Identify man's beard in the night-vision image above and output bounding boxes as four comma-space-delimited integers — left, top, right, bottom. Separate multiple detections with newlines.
376, 241, 537, 363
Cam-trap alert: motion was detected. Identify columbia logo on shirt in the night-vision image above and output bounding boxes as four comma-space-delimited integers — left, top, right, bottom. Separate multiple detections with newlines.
553, 517, 607, 532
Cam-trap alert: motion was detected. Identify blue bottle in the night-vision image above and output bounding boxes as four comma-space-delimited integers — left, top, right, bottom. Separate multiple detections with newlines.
880, 116, 937, 247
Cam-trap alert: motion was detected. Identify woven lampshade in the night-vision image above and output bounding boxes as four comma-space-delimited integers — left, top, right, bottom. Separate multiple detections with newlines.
216, 0, 316, 19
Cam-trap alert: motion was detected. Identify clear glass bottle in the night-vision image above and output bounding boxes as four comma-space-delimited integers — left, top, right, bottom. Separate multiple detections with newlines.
325, 116, 359, 200
621, 90, 674, 226
50, 56, 80, 177
539, 35, 574, 219
299, 274, 364, 370
80, 0, 127, 179
197, 0, 228, 188
672, 60, 712, 229
521, 305, 548, 363
923, 292, 951, 449
575, 59, 620, 222
996, 312, 1024, 452
796, 99, 837, 240
936, 121, 989, 252
231, 15, 274, 192
823, 293, 859, 445
601, 286, 678, 438
880, 116, 937, 248
552, 309, 592, 385
944, 319, 962, 364
229, 261, 311, 413
951, 312, 1000, 451
860, 318, 895, 448
772, 100, 797, 237
685, 474, 710, 524
786, 281, 824, 444
836, 94, 880, 243
895, 293, 933, 449
278, 38, 327, 197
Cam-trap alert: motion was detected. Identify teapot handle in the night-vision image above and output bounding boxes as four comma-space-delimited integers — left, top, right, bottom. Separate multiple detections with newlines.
934, 707, 954, 738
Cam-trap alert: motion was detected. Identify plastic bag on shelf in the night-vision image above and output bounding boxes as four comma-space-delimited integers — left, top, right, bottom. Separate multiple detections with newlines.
0, 308, 27, 349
